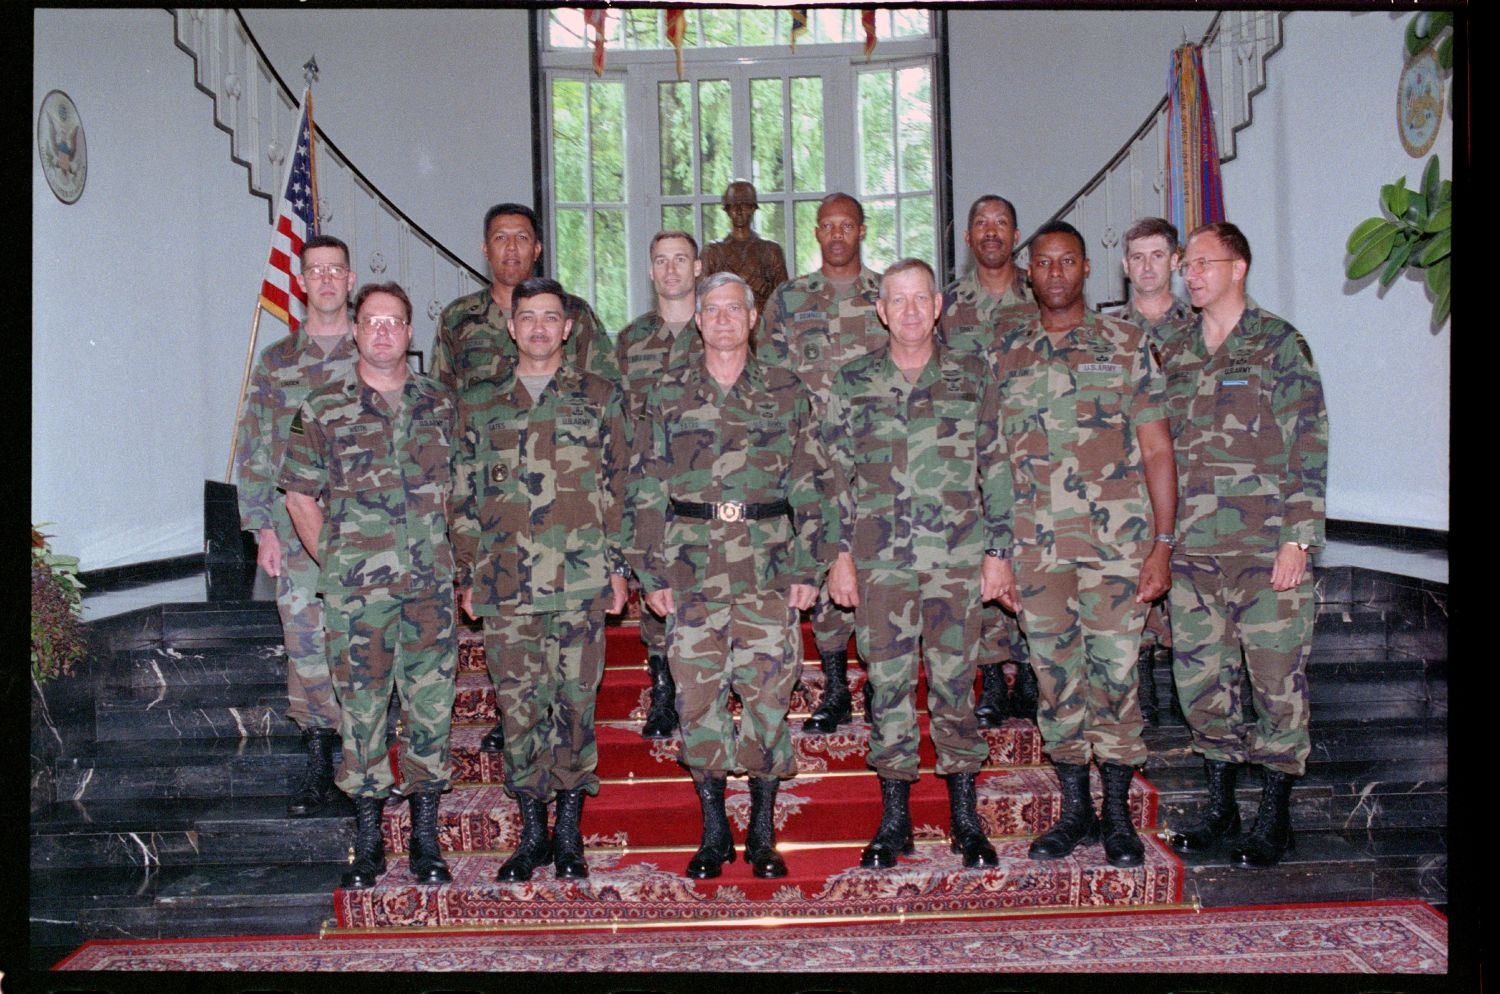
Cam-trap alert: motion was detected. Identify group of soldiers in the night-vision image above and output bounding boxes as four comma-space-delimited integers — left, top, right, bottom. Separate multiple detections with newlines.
234, 180, 1327, 891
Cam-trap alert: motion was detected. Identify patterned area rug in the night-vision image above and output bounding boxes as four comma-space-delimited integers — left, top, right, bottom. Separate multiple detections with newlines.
55, 900, 1448, 973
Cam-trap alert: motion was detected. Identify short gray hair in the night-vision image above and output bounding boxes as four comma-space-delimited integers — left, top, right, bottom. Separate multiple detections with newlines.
879, 258, 937, 300
695, 271, 756, 312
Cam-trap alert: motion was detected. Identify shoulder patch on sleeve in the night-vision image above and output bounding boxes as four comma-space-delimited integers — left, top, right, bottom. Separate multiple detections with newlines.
1296, 336, 1314, 366
289, 410, 305, 435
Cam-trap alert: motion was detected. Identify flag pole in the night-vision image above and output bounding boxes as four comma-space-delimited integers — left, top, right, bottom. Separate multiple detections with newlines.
225, 303, 266, 482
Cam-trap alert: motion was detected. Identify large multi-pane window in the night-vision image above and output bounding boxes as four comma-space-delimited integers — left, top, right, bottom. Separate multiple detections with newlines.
541, 9, 941, 331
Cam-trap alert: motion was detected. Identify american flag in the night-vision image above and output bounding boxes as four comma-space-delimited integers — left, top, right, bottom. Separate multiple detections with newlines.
258, 88, 319, 334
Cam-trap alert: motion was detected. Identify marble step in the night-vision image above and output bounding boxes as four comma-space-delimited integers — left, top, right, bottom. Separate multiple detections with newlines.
1175, 829, 1392, 908
104, 645, 288, 690
29, 795, 356, 869
101, 678, 290, 710
1138, 718, 1446, 770
93, 698, 299, 742
51, 735, 322, 801
30, 860, 343, 953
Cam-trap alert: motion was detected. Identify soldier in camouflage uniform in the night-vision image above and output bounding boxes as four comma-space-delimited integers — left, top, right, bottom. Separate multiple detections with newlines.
1108, 217, 1195, 726
281, 282, 458, 890
233, 234, 358, 818
432, 203, 619, 399
940, 195, 1037, 730
452, 277, 630, 882
824, 259, 1011, 871
761, 192, 887, 735
615, 231, 705, 741
987, 222, 1178, 869
1159, 222, 1327, 868
626, 272, 827, 881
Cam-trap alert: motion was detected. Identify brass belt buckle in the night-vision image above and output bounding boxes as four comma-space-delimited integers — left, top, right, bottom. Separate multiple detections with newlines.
716, 500, 745, 522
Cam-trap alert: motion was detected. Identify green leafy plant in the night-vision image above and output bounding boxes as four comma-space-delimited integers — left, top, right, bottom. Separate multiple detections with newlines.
1406, 11, 1453, 70
1345, 155, 1451, 329
31, 525, 88, 682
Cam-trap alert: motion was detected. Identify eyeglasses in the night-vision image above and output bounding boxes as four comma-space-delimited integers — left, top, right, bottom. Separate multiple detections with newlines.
1175, 258, 1235, 275
358, 315, 409, 333
304, 264, 351, 281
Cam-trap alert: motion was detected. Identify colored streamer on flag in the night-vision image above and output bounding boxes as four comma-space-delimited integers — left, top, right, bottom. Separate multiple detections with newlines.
665, 9, 686, 80
1165, 44, 1226, 238
788, 8, 808, 51
861, 9, 877, 61
583, 8, 608, 76
259, 88, 319, 334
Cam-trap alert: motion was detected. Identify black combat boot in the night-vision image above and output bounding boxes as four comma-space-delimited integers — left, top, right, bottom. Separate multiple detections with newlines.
479, 718, 505, 753
339, 795, 387, 889
1028, 762, 1099, 860
745, 777, 788, 878
407, 790, 452, 884
496, 795, 553, 882
288, 727, 339, 817
860, 776, 915, 869
1229, 767, 1297, 867
1167, 758, 1242, 854
1012, 661, 1040, 726
973, 663, 1010, 728
1099, 763, 1146, 867
803, 648, 853, 733
553, 788, 589, 879
686, 774, 736, 879
946, 772, 999, 868
1137, 644, 1160, 726
641, 654, 679, 739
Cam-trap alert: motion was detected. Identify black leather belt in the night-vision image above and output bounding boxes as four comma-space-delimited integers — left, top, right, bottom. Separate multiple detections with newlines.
670, 498, 791, 523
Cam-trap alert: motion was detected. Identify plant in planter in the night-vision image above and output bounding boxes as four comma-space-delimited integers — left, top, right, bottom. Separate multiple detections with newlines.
1345, 156, 1451, 329
31, 524, 88, 682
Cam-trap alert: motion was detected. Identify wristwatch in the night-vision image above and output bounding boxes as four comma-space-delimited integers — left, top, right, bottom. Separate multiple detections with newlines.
1153, 533, 1177, 548
984, 547, 1009, 559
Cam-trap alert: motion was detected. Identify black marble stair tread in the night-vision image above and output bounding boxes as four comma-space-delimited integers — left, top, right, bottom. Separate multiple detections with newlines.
57, 733, 308, 764
31, 797, 224, 832
106, 647, 288, 688
94, 703, 298, 741
100, 679, 290, 705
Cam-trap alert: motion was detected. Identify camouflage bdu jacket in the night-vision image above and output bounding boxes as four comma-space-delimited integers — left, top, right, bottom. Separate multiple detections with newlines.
614, 311, 703, 421
431, 288, 621, 395
994, 311, 1168, 564
761, 267, 885, 415
823, 345, 1011, 571
939, 269, 1033, 355
1157, 305, 1327, 555
233, 333, 358, 531
1107, 296, 1194, 345
451, 363, 630, 615
279, 373, 457, 594
626, 355, 830, 603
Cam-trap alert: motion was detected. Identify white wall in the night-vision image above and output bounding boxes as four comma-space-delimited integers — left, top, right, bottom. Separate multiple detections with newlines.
1219, 11, 1451, 530
946, 9, 1217, 266
33, 9, 272, 568
33, 8, 537, 570
243, 9, 534, 273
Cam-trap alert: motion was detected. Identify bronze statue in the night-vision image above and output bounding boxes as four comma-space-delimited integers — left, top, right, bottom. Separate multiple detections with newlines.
700, 181, 789, 313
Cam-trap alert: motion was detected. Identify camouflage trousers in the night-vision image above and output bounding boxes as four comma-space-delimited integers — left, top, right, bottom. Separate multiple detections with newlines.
324, 585, 456, 799
667, 594, 801, 783
977, 599, 1028, 666
632, 576, 667, 659
812, 589, 857, 658
272, 507, 339, 731
855, 567, 988, 782
483, 608, 606, 801
1017, 559, 1148, 768
1170, 554, 1313, 776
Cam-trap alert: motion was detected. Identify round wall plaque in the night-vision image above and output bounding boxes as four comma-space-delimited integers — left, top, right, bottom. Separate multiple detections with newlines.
38, 90, 87, 204
1397, 49, 1443, 158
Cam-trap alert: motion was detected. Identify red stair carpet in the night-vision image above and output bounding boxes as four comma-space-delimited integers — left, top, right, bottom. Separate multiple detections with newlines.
334, 618, 1180, 929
